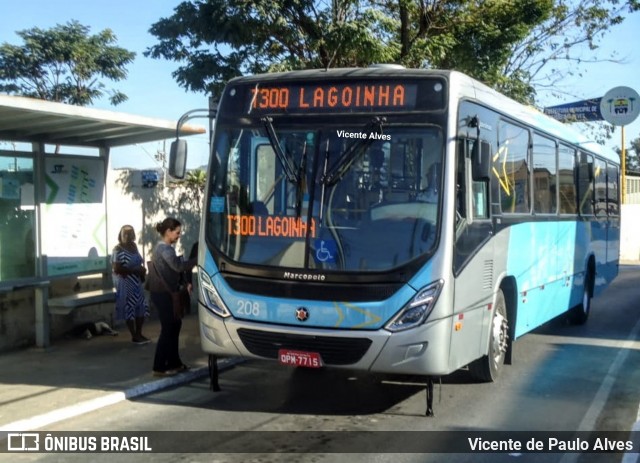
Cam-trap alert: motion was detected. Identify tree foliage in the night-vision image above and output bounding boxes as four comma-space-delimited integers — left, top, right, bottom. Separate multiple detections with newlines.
177, 168, 207, 213
145, 0, 397, 96
617, 135, 640, 173
502, 0, 640, 103
146, 0, 639, 104
0, 20, 136, 106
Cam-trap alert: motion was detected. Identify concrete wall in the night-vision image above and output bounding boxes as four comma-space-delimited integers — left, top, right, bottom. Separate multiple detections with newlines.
620, 204, 640, 262
106, 169, 201, 262
0, 288, 38, 351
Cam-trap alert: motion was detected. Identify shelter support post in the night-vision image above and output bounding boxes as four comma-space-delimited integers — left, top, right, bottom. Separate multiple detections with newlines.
34, 285, 50, 348
33, 141, 50, 348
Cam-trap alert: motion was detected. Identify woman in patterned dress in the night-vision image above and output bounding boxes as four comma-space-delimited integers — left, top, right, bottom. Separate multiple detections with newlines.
112, 225, 150, 345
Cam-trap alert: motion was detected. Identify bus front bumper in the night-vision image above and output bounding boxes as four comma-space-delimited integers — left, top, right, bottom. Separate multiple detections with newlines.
198, 303, 453, 376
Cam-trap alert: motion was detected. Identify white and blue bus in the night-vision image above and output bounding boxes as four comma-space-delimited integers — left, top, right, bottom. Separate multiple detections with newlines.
174, 67, 619, 398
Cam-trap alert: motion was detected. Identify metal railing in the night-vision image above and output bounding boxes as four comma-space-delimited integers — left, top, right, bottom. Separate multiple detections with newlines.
626, 176, 640, 204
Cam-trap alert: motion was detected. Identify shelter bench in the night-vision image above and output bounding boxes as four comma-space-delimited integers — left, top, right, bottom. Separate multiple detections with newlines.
48, 288, 116, 316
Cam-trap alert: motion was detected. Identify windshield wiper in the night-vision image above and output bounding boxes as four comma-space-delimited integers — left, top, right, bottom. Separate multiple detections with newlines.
261, 116, 299, 183
320, 116, 386, 186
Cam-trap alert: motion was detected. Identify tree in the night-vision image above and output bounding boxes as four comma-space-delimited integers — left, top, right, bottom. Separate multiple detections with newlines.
500, 0, 640, 103
145, 0, 397, 96
617, 136, 640, 173
145, 0, 638, 104
379, 0, 556, 102
178, 168, 207, 213
0, 20, 135, 106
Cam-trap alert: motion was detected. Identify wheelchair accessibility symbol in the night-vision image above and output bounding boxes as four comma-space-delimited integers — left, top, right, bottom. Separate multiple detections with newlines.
315, 239, 337, 263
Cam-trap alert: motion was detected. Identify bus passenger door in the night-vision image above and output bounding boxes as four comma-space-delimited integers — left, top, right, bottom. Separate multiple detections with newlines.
451, 139, 495, 370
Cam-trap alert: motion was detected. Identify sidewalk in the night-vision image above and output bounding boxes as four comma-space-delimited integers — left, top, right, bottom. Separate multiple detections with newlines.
0, 313, 232, 432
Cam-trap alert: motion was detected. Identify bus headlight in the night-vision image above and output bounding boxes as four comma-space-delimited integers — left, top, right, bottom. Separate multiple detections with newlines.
198, 267, 231, 318
385, 280, 443, 332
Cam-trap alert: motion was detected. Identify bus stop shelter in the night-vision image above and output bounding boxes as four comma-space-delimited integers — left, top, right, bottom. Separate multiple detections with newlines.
0, 94, 205, 348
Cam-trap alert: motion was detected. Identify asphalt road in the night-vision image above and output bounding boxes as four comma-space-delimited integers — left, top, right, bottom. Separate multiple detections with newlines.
8, 266, 640, 463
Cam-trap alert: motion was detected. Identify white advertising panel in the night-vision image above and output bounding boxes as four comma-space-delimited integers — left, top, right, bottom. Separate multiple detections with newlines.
42, 157, 108, 276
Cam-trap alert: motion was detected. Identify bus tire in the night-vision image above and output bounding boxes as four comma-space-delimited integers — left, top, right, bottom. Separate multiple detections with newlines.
568, 268, 592, 325
469, 289, 509, 382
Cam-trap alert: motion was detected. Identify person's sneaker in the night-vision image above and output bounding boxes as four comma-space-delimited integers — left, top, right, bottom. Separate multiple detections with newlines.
132, 336, 151, 345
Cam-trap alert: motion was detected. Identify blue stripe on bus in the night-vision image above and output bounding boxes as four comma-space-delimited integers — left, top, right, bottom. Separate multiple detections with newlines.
210, 271, 419, 329
505, 220, 617, 338
202, 247, 428, 329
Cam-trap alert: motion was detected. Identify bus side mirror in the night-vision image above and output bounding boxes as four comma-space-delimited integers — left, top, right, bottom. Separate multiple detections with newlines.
169, 139, 188, 179
472, 141, 491, 181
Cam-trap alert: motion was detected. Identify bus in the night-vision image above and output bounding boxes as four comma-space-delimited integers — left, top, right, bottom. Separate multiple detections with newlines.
173, 66, 620, 402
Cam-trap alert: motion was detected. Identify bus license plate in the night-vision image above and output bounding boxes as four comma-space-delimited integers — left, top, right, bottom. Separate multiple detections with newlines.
278, 349, 323, 368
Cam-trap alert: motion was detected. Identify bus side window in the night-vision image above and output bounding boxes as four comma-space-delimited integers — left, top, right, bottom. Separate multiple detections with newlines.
607, 163, 619, 216
578, 151, 594, 216
457, 139, 490, 223
472, 181, 489, 219
594, 158, 607, 217
496, 121, 530, 213
472, 142, 490, 219
455, 140, 467, 225
456, 138, 489, 226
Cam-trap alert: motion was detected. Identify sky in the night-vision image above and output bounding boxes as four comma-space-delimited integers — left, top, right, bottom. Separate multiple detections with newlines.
0, 0, 211, 170
0, 0, 639, 170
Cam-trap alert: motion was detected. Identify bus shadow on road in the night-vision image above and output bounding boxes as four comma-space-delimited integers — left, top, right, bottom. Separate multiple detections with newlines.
207, 361, 426, 415
140, 359, 481, 416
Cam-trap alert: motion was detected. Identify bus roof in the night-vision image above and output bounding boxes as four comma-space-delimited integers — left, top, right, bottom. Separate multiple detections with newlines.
227, 67, 619, 164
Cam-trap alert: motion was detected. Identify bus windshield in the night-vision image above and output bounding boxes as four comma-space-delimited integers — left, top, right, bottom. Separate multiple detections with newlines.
205, 123, 443, 273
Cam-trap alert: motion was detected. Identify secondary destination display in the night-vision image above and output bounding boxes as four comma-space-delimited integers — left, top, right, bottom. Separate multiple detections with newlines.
227, 214, 317, 238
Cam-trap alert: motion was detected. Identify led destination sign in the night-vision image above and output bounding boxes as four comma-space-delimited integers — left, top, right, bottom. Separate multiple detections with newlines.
249, 83, 417, 112
220, 77, 450, 115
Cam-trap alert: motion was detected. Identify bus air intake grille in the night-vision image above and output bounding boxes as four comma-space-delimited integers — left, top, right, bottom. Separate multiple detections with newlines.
237, 328, 373, 365
483, 260, 493, 290
223, 274, 402, 301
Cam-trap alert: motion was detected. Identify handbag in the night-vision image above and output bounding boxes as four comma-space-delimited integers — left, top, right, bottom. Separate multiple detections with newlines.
170, 292, 187, 319
148, 260, 189, 319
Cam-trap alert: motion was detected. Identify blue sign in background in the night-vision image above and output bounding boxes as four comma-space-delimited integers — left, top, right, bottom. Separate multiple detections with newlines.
544, 98, 603, 122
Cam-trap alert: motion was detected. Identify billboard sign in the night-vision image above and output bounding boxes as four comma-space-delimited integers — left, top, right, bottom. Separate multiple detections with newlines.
543, 98, 603, 123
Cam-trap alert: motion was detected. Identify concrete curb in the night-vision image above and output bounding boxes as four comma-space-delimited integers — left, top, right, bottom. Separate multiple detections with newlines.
620, 261, 640, 266
0, 358, 243, 433
124, 357, 243, 399
124, 366, 210, 399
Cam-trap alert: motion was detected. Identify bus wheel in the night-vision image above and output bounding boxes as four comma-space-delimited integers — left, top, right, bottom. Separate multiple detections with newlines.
469, 289, 508, 382
568, 269, 592, 325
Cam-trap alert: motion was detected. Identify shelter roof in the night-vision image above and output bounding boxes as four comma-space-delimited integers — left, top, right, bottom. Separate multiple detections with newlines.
0, 94, 205, 148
